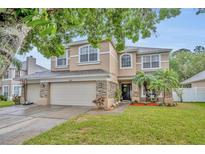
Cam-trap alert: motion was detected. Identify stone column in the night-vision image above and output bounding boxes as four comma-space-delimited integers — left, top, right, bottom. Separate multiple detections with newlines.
131, 81, 140, 102
96, 80, 118, 110
20, 80, 26, 104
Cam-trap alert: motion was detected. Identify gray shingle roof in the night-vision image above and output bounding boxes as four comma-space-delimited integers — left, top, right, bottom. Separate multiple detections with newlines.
181, 70, 205, 84
21, 61, 48, 72
125, 46, 172, 54
21, 69, 109, 80
65, 40, 172, 54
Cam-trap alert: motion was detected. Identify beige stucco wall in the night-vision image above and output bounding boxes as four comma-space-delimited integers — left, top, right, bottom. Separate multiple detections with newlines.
51, 50, 70, 71
51, 41, 112, 73
191, 80, 205, 87
118, 52, 137, 77
109, 42, 119, 83
69, 41, 110, 72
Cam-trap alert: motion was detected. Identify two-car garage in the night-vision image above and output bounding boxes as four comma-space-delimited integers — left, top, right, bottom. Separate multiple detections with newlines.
26, 82, 96, 106
50, 82, 96, 106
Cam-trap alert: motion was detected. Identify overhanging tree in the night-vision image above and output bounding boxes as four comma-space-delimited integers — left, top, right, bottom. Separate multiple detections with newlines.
0, 8, 181, 77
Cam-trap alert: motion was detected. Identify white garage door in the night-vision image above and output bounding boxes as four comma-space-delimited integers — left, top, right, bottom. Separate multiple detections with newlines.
50, 82, 96, 106
27, 83, 40, 104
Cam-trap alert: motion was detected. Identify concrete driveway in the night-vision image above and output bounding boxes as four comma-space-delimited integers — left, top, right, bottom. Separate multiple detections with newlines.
0, 104, 91, 145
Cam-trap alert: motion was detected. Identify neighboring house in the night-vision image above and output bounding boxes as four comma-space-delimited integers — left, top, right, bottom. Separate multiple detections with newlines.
0, 56, 48, 100
172, 70, 205, 102
21, 40, 171, 108
181, 70, 205, 87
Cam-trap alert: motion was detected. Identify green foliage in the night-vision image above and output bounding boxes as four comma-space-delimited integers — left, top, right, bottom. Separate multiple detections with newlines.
1, 8, 181, 57
12, 96, 21, 105
149, 79, 165, 97
194, 45, 205, 53
114, 88, 122, 102
133, 69, 179, 103
0, 101, 15, 108
133, 71, 154, 101
12, 58, 22, 71
154, 69, 179, 91
154, 69, 179, 103
0, 95, 7, 101
170, 47, 205, 81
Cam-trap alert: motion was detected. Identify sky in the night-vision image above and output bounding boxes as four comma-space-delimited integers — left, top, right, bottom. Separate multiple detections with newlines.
17, 9, 205, 69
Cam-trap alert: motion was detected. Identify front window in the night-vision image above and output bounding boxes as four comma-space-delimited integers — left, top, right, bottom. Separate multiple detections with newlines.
142, 54, 160, 69
15, 70, 20, 78
56, 51, 68, 67
13, 86, 21, 96
3, 86, 9, 98
79, 45, 99, 63
3, 71, 9, 79
121, 54, 132, 68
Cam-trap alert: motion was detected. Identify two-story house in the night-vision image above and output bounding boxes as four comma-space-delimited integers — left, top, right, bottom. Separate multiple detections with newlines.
0, 56, 48, 100
21, 40, 171, 109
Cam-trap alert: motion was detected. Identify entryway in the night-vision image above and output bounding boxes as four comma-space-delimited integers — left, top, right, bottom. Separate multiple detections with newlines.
121, 83, 131, 100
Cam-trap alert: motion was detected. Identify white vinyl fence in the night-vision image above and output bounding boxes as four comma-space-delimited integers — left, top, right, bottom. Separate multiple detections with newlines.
173, 87, 205, 102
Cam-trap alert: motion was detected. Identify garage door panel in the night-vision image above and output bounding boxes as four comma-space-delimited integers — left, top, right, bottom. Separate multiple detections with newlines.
50, 82, 96, 106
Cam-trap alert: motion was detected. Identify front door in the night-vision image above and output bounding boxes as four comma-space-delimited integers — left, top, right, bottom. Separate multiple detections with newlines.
121, 84, 131, 100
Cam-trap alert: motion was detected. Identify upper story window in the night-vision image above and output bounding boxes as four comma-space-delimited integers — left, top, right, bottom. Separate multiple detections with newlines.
3, 71, 10, 80
15, 70, 20, 78
142, 54, 160, 69
56, 51, 68, 67
120, 53, 132, 69
79, 45, 99, 63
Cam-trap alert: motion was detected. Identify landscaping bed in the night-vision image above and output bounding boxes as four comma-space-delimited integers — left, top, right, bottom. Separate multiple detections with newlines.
129, 102, 159, 106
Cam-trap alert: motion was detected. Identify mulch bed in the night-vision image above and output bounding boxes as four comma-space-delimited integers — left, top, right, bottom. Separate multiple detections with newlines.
129, 103, 159, 106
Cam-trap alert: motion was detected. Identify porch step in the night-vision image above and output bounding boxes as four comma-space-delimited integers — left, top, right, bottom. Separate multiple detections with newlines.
121, 100, 131, 104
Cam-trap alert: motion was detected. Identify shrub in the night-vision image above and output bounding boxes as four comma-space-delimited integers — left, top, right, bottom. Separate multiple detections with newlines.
93, 96, 105, 109
12, 96, 21, 105
0, 95, 7, 101
130, 100, 138, 104
114, 88, 122, 102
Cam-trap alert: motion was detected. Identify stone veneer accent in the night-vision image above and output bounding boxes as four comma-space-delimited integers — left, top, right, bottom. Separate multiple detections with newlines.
108, 81, 118, 98
40, 82, 49, 98
20, 82, 25, 103
131, 81, 140, 102
96, 81, 107, 98
96, 80, 118, 109
96, 81, 118, 98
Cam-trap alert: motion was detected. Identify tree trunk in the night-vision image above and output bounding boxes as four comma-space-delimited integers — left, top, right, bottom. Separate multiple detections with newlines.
163, 89, 166, 105
0, 24, 30, 77
144, 82, 149, 102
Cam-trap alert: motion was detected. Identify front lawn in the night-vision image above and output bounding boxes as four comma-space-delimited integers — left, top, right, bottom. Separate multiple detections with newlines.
24, 103, 205, 145
0, 101, 15, 108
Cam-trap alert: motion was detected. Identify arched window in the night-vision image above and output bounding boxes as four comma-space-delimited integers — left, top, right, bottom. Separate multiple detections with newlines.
120, 54, 132, 68
79, 45, 99, 63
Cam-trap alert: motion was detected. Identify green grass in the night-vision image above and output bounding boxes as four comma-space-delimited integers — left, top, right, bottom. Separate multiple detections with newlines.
24, 103, 205, 145
0, 101, 15, 108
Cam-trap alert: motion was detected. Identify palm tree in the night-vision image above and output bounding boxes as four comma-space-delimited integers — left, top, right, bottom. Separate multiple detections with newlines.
154, 69, 179, 104
149, 79, 165, 102
12, 58, 22, 71
133, 71, 154, 102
